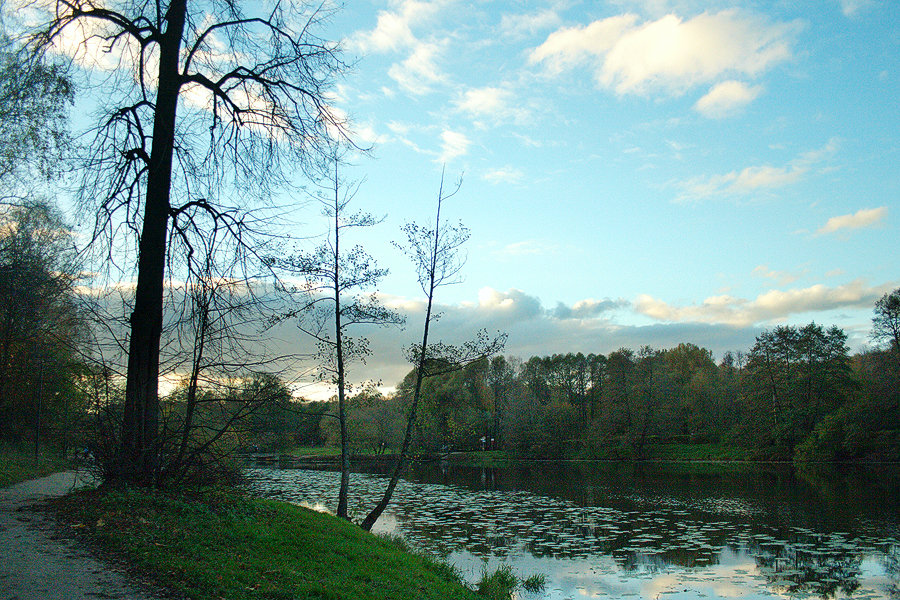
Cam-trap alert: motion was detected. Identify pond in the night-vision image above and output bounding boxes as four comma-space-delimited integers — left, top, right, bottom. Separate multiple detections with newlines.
244, 460, 900, 599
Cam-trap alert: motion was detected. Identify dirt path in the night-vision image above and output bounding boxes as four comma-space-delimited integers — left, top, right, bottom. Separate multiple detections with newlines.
0, 471, 171, 600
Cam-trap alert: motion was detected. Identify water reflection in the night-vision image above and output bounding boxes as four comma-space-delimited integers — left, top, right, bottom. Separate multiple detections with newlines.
244, 462, 900, 599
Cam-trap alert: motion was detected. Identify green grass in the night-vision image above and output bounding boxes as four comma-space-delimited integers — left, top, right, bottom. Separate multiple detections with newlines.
286, 446, 388, 458
52, 486, 480, 600
286, 446, 341, 457
0, 445, 69, 487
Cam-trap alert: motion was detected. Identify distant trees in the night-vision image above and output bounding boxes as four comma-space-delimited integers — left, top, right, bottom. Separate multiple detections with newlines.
394, 312, 900, 463
29, 0, 351, 484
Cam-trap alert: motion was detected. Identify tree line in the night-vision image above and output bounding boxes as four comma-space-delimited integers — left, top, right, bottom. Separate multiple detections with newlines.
366, 307, 897, 463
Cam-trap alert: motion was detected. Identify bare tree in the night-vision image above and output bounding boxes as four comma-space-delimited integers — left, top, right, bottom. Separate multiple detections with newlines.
360, 172, 506, 531
29, 0, 351, 483
272, 158, 402, 520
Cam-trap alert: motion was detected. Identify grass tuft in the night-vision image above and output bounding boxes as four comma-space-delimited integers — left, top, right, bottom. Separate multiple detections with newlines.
521, 572, 547, 593
476, 564, 518, 600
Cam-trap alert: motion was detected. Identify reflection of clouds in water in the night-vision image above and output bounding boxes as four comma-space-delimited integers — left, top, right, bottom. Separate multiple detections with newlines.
244, 467, 899, 600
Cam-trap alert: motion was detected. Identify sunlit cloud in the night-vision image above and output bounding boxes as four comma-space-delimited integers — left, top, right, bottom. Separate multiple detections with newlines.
529, 10, 798, 97
677, 139, 838, 201
694, 80, 763, 118
816, 206, 888, 235
437, 130, 471, 163
635, 279, 895, 327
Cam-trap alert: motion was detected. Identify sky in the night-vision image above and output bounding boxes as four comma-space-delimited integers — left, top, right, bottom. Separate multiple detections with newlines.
15, 0, 899, 395
282, 0, 899, 391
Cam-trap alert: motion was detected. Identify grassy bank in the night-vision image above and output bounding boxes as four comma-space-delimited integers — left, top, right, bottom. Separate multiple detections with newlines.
0, 445, 70, 487
53, 486, 481, 600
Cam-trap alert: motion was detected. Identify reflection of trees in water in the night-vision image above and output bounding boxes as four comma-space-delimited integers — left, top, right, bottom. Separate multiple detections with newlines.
753, 537, 863, 597
883, 545, 900, 599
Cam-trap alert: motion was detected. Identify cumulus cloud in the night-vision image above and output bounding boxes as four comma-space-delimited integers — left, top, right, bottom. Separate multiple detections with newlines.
529, 10, 797, 97
337, 287, 765, 387
678, 139, 838, 201
816, 206, 888, 235
635, 279, 895, 327
694, 80, 763, 118
438, 130, 471, 163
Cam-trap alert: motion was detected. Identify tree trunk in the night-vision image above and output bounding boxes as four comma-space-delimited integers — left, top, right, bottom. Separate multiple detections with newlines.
335, 178, 351, 520
119, 0, 187, 485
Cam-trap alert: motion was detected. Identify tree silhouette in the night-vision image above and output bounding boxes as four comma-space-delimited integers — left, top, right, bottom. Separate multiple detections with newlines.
29, 0, 351, 483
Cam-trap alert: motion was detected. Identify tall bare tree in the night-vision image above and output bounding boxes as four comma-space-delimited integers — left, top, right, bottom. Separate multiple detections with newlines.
273, 159, 402, 520
360, 172, 505, 531
29, 0, 350, 483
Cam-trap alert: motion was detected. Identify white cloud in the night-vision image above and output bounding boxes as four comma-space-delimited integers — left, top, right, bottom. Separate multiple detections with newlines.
483, 166, 525, 184
454, 86, 532, 126
437, 130, 470, 163
349, 0, 450, 96
456, 86, 506, 114
635, 279, 895, 327
500, 9, 562, 39
529, 10, 797, 97
694, 80, 763, 118
681, 165, 804, 200
817, 206, 888, 235
350, 0, 440, 53
388, 41, 447, 95
678, 139, 838, 201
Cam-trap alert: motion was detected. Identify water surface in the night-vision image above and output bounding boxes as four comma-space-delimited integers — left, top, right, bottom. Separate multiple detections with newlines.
245, 461, 900, 599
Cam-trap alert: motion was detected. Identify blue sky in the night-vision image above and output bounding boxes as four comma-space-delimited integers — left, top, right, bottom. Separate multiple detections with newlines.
20, 0, 898, 392
282, 0, 899, 386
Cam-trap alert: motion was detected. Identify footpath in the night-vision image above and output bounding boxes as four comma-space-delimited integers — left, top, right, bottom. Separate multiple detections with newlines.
0, 471, 171, 600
